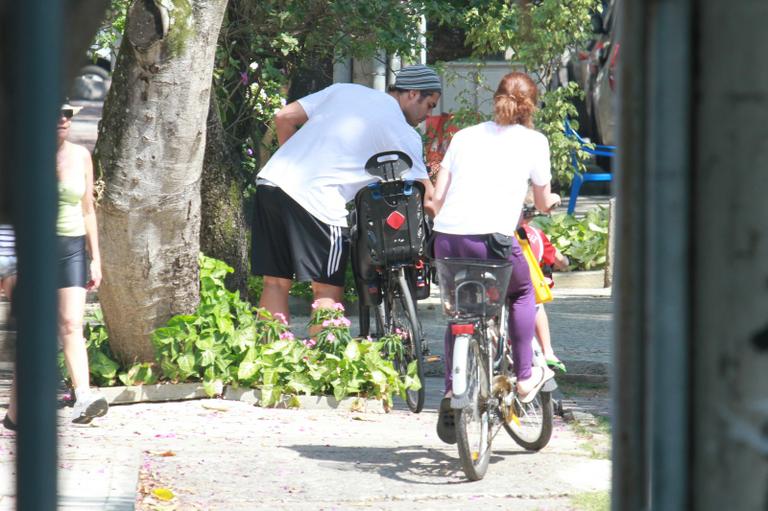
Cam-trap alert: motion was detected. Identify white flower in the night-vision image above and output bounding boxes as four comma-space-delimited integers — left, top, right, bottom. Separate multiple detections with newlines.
249, 62, 259, 71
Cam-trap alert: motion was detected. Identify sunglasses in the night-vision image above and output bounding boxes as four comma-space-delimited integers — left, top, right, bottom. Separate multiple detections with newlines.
61, 108, 74, 119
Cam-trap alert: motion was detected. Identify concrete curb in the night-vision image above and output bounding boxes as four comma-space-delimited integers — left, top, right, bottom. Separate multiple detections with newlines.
97, 381, 388, 413
99, 381, 223, 405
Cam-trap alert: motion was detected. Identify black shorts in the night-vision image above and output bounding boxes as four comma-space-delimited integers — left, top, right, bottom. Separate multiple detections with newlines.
251, 185, 349, 287
58, 235, 88, 289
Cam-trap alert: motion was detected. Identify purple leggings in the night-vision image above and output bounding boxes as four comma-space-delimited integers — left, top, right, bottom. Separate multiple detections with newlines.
434, 232, 536, 392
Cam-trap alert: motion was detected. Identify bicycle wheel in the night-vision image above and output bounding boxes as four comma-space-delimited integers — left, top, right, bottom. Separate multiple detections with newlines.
387, 269, 425, 413
455, 336, 491, 480
503, 390, 554, 451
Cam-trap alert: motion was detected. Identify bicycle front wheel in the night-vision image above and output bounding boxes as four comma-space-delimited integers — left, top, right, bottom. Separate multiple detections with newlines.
387, 270, 425, 413
455, 336, 491, 481
503, 390, 554, 451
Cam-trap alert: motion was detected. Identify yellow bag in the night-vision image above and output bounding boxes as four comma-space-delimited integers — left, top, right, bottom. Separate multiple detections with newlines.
516, 230, 553, 304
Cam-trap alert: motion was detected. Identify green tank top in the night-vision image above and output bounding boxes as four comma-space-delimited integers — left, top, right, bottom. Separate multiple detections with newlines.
57, 172, 86, 237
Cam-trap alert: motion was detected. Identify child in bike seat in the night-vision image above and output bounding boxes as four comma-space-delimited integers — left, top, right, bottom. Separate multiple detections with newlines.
519, 204, 570, 372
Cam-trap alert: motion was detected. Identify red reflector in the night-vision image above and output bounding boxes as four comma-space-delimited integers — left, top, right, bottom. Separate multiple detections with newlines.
451, 324, 475, 335
386, 211, 406, 230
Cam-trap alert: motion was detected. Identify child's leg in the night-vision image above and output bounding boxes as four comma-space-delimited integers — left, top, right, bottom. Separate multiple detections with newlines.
535, 305, 556, 359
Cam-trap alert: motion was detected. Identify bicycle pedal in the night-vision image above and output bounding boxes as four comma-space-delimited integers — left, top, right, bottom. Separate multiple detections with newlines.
424, 355, 442, 363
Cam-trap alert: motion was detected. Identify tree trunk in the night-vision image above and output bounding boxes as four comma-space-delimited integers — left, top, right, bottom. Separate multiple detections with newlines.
200, 91, 249, 297
94, 0, 228, 364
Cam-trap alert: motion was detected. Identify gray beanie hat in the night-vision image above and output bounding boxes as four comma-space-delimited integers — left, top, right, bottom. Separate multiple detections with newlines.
393, 64, 442, 92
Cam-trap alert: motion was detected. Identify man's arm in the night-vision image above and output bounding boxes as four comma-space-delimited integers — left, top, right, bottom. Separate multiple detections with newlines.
274, 101, 309, 146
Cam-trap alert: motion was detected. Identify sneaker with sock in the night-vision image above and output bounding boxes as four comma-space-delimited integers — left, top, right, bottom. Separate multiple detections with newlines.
2, 414, 16, 431
71, 388, 108, 424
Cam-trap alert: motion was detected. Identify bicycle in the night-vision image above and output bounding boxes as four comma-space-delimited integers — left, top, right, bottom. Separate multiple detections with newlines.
348, 151, 429, 413
434, 257, 556, 480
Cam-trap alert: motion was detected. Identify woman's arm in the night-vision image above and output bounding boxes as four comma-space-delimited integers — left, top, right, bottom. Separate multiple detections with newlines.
420, 178, 437, 218
427, 165, 452, 216
532, 182, 561, 213
81, 147, 101, 290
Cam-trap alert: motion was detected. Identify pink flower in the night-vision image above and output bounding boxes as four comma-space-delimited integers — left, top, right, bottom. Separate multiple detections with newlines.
341, 317, 351, 327
303, 338, 317, 348
311, 301, 320, 310
333, 303, 345, 311
279, 331, 295, 341
327, 333, 336, 342
365, 336, 373, 342
240, 71, 249, 85
322, 319, 332, 328
274, 312, 288, 325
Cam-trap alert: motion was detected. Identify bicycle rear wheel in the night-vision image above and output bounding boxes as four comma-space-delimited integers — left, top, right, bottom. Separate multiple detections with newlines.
455, 336, 491, 480
503, 390, 554, 451
386, 270, 425, 413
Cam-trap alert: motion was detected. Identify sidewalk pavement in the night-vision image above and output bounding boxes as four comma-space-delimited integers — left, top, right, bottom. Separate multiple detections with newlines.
0, 280, 613, 510
0, 375, 610, 510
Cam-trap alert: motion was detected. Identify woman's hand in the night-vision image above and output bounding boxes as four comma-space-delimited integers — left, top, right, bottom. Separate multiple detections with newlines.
87, 260, 102, 291
546, 193, 561, 212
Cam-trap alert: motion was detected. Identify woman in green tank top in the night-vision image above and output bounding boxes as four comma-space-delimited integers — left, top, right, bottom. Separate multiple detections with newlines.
5, 105, 108, 431
55, 104, 108, 424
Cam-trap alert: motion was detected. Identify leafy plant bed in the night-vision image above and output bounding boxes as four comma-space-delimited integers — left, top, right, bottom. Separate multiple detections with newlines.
79, 255, 420, 410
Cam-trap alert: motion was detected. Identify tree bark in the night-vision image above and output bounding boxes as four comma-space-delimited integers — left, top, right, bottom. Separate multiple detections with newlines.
95, 0, 228, 364
200, 91, 249, 297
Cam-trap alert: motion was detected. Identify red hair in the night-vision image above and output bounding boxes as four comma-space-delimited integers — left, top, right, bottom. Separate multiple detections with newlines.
493, 72, 538, 128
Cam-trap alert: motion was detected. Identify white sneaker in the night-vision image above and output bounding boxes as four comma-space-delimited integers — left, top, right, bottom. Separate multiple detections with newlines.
71, 390, 109, 424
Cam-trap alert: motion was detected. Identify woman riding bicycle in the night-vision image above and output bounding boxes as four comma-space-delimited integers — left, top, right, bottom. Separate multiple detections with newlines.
428, 71, 560, 436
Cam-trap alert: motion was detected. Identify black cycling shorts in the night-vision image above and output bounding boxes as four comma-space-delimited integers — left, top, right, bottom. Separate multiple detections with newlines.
251, 185, 349, 287
58, 235, 88, 289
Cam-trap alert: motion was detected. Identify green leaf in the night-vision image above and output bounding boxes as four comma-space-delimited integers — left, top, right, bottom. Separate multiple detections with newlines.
343, 340, 361, 361
237, 361, 257, 381
203, 378, 222, 397
177, 353, 197, 377
333, 383, 347, 402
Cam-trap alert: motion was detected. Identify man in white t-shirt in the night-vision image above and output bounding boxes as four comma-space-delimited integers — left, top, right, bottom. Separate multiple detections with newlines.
252, 65, 441, 321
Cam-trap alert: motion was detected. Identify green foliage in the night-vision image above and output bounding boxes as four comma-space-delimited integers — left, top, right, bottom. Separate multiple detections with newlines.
90, 0, 130, 63
535, 83, 591, 188
531, 206, 609, 270
434, 0, 601, 186
81, 255, 416, 407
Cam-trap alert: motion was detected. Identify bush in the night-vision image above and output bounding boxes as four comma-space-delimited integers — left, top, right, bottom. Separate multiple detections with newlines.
80, 254, 416, 408
531, 206, 608, 270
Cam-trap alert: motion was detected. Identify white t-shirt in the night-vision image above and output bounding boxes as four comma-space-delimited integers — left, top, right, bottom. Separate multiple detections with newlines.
433, 122, 551, 236
257, 83, 428, 226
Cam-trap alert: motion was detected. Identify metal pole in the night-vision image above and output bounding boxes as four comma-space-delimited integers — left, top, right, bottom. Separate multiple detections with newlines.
645, 1, 692, 509
614, 0, 693, 509
9, 1, 61, 509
